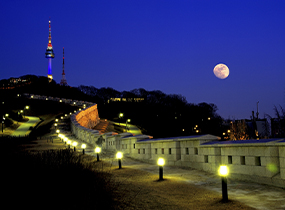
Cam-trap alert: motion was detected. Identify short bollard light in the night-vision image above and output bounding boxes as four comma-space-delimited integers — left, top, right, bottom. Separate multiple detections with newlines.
56, 129, 60, 135
218, 165, 229, 202
157, 158, 165, 180
95, 147, 101, 161
116, 152, 123, 169
67, 140, 71, 148
81, 144, 86, 154
63, 137, 68, 144
72, 142, 78, 151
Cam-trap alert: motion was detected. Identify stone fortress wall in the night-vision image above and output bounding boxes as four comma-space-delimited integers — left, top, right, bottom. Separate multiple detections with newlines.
70, 103, 285, 188
27, 94, 285, 188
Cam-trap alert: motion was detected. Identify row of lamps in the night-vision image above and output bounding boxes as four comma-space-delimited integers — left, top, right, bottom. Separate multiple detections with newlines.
56, 113, 229, 202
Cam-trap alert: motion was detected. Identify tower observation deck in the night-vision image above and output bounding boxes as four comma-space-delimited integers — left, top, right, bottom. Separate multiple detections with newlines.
45, 19, 54, 82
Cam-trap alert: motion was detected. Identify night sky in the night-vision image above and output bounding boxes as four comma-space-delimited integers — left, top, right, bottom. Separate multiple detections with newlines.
2, 0, 285, 120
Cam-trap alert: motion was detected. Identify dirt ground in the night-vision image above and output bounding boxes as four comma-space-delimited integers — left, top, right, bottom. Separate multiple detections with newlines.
98, 163, 256, 210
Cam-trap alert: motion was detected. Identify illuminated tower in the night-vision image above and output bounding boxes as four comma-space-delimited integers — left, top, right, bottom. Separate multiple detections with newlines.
45, 19, 55, 82
60, 47, 68, 86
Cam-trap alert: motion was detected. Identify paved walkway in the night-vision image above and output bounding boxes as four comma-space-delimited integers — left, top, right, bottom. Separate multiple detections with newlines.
24, 118, 285, 210
27, 134, 285, 210
11, 116, 41, 137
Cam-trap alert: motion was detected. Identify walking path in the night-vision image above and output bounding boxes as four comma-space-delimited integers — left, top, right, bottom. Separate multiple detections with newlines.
25, 134, 285, 210
22, 118, 285, 210
11, 116, 41, 137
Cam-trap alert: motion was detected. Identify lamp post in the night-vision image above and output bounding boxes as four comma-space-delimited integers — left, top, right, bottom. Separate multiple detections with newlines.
126, 119, 131, 131
72, 142, 78, 151
157, 158, 165, 180
218, 165, 229, 202
116, 152, 123, 169
81, 144, 86, 154
119, 113, 123, 125
24, 106, 29, 118
95, 147, 101, 161
67, 140, 71, 149
56, 129, 60, 136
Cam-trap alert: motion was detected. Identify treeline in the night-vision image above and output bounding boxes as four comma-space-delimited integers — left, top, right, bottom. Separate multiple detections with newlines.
78, 85, 225, 138
0, 75, 95, 102
0, 75, 226, 138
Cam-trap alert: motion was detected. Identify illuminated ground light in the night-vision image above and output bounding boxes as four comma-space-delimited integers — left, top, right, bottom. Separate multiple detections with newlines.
95, 147, 101, 161
157, 158, 165, 180
116, 152, 123, 169
81, 144, 86, 154
72, 142, 78, 151
67, 140, 71, 148
218, 165, 229, 202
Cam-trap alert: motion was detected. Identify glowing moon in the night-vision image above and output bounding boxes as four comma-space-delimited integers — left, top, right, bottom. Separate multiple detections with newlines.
213, 64, 230, 79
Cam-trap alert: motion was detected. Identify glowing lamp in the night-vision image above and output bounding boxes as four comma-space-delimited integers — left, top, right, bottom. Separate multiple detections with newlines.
116, 152, 123, 159
119, 113, 123, 117
61, 116, 63, 119
95, 147, 101, 153
56, 129, 60, 134
95, 147, 101, 161
74, 110, 76, 113
219, 165, 229, 177
20, 110, 23, 113
65, 114, 67, 117
218, 165, 229, 202
5, 114, 9, 117
54, 123, 57, 127
72, 142, 78, 151
25, 106, 29, 109
55, 119, 58, 122
116, 152, 123, 169
157, 158, 165, 180
157, 158, 165, 166
82, 144, 86, 154
64, 137, 68, 144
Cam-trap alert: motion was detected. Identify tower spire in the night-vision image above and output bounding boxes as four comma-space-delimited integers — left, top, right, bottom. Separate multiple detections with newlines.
45, 18, 55, 82
60, 47, 68, 86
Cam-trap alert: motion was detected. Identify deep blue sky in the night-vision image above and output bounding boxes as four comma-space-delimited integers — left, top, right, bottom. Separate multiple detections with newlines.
2, 0, 285, 119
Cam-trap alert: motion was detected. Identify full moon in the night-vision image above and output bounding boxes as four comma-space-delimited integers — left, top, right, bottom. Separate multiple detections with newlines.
213, 64, 230, 79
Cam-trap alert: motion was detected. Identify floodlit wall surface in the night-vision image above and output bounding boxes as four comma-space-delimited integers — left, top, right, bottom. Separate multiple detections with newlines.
55, 94, 285, 188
